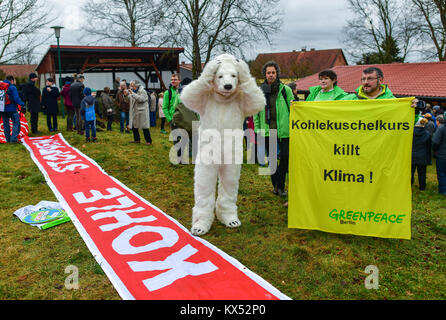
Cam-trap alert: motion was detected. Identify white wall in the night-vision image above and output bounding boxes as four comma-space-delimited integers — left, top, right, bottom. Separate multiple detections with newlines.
54, 70, 176, 91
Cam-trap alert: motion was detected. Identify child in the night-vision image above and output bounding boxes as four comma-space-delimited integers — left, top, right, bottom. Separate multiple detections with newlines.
80, 87, 97, 142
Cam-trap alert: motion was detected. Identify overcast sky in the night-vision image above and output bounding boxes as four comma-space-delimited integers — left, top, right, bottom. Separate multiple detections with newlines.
40, 0, 370, 65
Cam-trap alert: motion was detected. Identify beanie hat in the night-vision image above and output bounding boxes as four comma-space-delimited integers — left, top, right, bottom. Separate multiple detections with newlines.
29, 73, 38, 80
83, 87, 91, 96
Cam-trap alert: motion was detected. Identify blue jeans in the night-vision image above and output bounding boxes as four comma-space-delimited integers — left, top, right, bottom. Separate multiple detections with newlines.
85, 120, 96, 139
150, 111, 156, 127
120, 111, 129, 132
1, 111, 20, 142
436, 158, 446, 194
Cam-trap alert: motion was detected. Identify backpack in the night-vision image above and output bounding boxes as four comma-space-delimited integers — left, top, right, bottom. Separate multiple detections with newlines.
281, 86, 290, 113
167, 86, 199, 135
0, 81, 11, 112
85, 104, 96, 122
172, 102, 199, 137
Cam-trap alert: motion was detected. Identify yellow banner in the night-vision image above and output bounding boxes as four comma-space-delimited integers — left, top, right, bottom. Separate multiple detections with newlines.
288, 98, 414, 239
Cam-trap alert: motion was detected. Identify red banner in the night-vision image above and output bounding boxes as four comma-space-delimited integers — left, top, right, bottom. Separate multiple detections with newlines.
0, 112, 29, 143
22, 134, 290, 300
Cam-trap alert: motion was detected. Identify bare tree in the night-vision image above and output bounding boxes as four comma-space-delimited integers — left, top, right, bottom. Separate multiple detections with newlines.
0, 0, 53, 64
411, 0, 446, 61
342, 0, 418, 64
160, 0, 283, 79
80, 0, 166, 47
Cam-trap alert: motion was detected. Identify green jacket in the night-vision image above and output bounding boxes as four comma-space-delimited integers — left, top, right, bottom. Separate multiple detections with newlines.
306, 85, 349, 101
253, 83, 294, 138
344, 84, 395, 100
349, 84, 421, 123
162, 86, 180, 122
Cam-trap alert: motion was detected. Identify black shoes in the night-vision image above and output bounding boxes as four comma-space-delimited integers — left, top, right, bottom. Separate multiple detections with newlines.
273, 186, 287, 197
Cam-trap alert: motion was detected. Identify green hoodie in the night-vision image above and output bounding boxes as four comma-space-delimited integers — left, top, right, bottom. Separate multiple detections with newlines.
162, 86, 180, 122
346, 84, 421, 123
344, 84, 395, 100
253, 82, 294, 138
306, 85, 349, 101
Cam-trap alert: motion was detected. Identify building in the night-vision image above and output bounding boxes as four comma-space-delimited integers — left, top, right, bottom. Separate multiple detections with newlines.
252, 48, 348, 81
179, 61, 205, 81
36, 45, 184, 92
0, 64, 37, 80
294, 61, 446, 106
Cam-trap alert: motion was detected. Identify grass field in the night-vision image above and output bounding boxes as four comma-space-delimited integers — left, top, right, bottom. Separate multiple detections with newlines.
0, 114, 445, 300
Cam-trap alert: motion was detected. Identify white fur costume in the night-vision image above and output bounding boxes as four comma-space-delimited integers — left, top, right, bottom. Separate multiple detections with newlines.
180, 54, 265, 236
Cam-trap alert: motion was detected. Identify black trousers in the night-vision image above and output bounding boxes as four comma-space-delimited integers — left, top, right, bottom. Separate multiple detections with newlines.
46, 113, 58, 131
107, 115, 113, 130
265, 136, 289, 191
132, 127, 152, 143
75, 107, 84, 133
30, 112, 39, 133
411, 164, 427, 190
66, 108, 75, 130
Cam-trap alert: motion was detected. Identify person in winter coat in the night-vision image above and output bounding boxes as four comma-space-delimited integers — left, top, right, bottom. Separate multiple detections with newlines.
287, 82, 299, 101
411, 118, 431, 191
0, 75, 25, 143
423, 113, 436, 137
162, 72, 181, 125
432, 115, 446, 195
61, 77, 74, 131
158, 92, 166, 133
41, 78, 60, 132
101, 87, 115, 131
116, 81, 130, 133
80, 87, 97, 142
253, 60, 294, 198
128, 80, 152, 145
149, 91, 157, 127
21, 73, 42, 134
69, 75, 85, 134
306, 70, 349, 101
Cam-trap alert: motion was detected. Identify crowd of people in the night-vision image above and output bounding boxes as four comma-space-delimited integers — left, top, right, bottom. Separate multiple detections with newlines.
0, 73, 166, 145
1, 62, 446, 198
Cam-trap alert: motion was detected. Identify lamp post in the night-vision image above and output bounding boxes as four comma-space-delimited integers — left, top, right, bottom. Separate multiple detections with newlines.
51, 25, 65, 118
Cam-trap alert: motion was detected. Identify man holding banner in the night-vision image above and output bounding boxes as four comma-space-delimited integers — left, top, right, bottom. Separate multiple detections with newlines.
349, 67, 395, 100
345, 67, 418, 108
288, 67, 417, 240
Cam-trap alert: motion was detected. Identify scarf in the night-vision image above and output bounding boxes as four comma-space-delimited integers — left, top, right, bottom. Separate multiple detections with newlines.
261, 79, 280, 126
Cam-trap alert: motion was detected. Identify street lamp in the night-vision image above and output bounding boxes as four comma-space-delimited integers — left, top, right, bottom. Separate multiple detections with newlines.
51, 25, 65, 118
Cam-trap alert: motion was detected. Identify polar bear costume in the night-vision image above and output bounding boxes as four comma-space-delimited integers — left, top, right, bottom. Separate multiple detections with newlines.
180, 54, 265, 236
